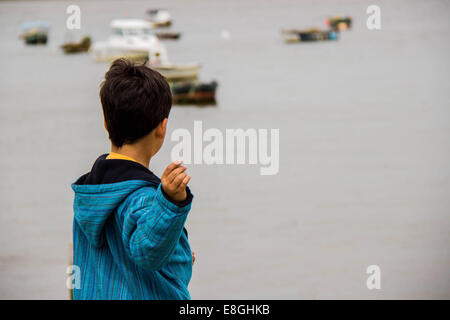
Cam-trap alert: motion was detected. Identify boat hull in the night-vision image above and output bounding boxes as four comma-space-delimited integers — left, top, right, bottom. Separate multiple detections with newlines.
283, 30, 338, 43
151, 21, 172, 28
92, 50, 149, 62
155, 32, 181, 40
23, 32, 48, 45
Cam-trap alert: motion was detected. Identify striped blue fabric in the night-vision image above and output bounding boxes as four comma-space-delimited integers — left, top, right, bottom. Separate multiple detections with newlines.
71, 180, 192, 300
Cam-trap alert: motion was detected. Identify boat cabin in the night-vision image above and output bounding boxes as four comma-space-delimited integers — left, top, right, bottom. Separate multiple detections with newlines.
110, 19, 154, 37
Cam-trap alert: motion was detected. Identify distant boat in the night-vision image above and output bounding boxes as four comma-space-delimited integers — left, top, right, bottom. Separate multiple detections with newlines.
91, 19, 168, 63
146, 9, 172, 28
282, 28, 338, 43
151, 62, 201, 82
171, 81, 218, 105
61, 36, 91, 54
20, 21, 51, 45
155, 32, 181, 40
326, 16, 352, 31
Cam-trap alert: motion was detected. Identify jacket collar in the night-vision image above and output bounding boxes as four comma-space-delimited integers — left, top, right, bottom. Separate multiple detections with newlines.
74, 154, 160, 186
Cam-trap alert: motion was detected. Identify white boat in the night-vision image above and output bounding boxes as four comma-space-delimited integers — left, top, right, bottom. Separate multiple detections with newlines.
146, 9, 172, 27
151, 62, 201, 82
92, 19, 200, 81
91, 19, 169, 63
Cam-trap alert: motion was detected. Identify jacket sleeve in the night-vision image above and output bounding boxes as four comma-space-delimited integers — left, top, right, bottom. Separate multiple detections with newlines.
121, 183, 193, 270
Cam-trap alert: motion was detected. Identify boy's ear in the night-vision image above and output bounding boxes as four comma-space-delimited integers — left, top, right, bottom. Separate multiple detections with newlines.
156, 118, 168, 138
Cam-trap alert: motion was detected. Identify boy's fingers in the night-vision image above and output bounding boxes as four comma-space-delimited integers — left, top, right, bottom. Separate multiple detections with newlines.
167, 166, 187, 183
163, 165, 184, 183
162, 161, 182, 178
174, 175, 190, 194
172, 173, 187, 187
181, 175, 191, 187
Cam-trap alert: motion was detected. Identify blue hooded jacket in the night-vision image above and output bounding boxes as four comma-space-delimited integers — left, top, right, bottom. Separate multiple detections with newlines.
71, 154, 193, 300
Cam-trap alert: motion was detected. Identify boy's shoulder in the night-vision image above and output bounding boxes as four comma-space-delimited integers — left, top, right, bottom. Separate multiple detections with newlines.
116, 185, 158, 214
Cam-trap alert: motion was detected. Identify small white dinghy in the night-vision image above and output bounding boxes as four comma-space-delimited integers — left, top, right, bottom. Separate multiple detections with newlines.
150, 62, 201, 82
146, 9, 172, 28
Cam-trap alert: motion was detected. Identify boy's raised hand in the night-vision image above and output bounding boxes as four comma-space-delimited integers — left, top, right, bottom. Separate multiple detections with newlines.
161, 160, 191, 202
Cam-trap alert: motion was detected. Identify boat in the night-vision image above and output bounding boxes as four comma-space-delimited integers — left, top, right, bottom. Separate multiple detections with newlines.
326, 16, 352, 31
61, 36, 91, 54
146, 9, 172, 28
91, 19, 169, 63
20, 21, 51, 45
171, 81, 218, 105
282, 28, 338, 43
155, 32, 181, 40
92, 19, 200, 81
151, 62, 201, 82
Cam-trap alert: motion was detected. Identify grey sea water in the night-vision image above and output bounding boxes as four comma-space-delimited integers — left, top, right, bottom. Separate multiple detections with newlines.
0, 0, 449, 299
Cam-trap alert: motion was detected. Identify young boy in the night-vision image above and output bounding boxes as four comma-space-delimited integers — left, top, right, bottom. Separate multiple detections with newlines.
71, 59, 194, 300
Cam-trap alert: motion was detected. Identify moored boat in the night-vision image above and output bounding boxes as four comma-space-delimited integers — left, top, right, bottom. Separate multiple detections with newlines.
91, 19, 168, 63
282, 28, 338, 43
171, 81, 218, 105
20, 21, 51, 45
61, 36, 91, 54
146, 9, 172, 28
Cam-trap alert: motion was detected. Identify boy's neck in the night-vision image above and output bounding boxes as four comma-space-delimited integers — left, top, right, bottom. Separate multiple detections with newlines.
110, 143, 153, 168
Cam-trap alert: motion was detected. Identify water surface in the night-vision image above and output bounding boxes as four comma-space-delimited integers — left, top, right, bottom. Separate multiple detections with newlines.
0, 0, 449, 299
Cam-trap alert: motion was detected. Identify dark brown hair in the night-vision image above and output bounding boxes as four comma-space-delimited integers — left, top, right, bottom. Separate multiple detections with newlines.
100, 58, 172, 147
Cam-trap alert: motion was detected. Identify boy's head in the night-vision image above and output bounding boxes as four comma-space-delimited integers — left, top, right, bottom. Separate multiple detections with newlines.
100, 58, 172, 148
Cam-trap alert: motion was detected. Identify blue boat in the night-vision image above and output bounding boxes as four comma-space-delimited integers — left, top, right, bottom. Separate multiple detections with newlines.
20, 21, 51, 45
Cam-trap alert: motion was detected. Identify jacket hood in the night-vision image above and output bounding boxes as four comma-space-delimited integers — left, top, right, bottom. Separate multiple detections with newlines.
71, 154, 160, 248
